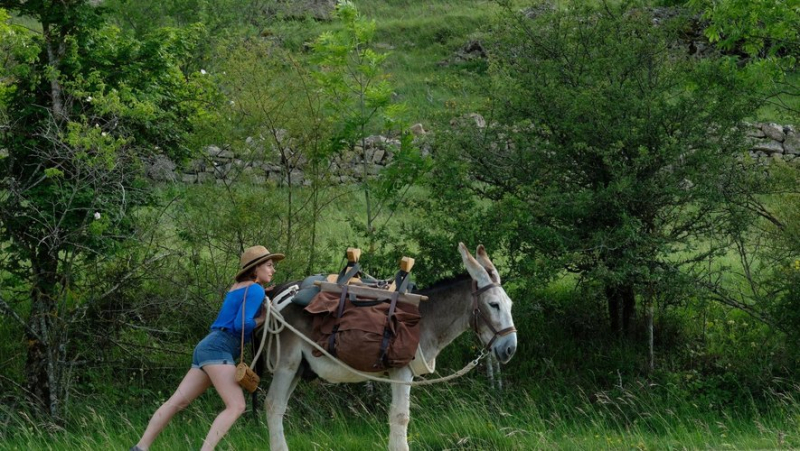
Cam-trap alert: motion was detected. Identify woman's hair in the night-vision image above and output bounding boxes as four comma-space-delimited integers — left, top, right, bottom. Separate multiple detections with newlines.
235, 267, 258, 283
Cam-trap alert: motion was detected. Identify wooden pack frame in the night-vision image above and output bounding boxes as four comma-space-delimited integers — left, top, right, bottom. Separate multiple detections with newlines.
315, 248, 427, 306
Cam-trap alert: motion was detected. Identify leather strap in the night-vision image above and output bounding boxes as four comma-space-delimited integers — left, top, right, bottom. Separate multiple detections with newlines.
470, 280, 517, 350
328, 285, 350, 357
239, 285, 250, 363
375, 291, 400, 368
337, 263, 361, 285
394, 270, 411, 293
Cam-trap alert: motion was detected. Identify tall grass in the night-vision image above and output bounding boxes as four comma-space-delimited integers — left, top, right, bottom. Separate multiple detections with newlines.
4, 377, 800, 450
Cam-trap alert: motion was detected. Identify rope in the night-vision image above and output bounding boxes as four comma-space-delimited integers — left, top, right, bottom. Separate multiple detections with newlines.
410, 345, 436, 377
252, 298, 488, 386
251, 296, 283, 373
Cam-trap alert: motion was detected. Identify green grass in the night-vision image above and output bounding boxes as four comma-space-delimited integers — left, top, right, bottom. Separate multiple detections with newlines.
4, 380, 800, 450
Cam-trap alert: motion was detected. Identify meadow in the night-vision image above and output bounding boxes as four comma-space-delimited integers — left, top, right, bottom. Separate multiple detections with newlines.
3, 0, 800, 449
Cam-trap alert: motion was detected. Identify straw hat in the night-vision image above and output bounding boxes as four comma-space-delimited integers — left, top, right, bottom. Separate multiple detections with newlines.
236, 245, 285, 280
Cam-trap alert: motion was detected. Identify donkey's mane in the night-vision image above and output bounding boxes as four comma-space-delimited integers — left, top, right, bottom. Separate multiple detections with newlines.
415, 273, 471, 296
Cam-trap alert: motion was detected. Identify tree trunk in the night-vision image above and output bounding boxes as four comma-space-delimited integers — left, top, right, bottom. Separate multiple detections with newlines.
647, 302, 654, 371
25, 251, 63, 420
43, 23, 66, 122
607, 284, 636, 335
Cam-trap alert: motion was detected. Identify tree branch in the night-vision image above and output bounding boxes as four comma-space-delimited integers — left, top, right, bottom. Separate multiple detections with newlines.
0, 292, 40, 340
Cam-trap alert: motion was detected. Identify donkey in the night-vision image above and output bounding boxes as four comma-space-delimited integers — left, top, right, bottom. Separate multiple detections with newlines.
256, 243, 517, 451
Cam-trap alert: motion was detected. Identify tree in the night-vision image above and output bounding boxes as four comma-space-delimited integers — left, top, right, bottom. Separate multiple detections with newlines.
688, 0, 800, 117
0, 1, 211, 419
447, 3, 764, 335
311, 0, 430, 256
687, 0, 800, 341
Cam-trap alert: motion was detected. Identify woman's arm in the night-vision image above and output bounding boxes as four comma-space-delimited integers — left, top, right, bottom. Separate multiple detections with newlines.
233, 284, 266, 335
254, 303, 267, 327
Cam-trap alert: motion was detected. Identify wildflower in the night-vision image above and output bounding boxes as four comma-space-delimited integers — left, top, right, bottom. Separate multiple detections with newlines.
86, 96, 92, 102
200, 69, 207, 75
94, 212, 101, 220
101, 132, 107, 137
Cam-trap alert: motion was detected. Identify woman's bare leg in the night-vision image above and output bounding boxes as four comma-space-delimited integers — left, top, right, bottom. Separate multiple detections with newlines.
200, 365, 246, 451
136, 368, 211, 450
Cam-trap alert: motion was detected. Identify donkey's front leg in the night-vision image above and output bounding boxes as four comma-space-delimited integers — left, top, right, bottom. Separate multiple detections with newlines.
388, 368, 413, 451
266, 364, 300, 451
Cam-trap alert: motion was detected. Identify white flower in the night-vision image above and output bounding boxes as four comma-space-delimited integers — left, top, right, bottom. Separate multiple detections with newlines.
228, 100, 235, 106
94, 212, 101, 220
86, 96, 93, 102
101, 132, 107, 137
200, 69, 207, 75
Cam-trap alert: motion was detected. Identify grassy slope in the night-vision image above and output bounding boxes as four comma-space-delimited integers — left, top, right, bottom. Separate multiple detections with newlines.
261, 0, 513, 125
3, 388, 800, 450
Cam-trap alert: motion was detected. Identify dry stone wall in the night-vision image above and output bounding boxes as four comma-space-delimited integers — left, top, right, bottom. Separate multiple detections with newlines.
149, 134, 406, 186
144, 120, 798, 186
746, 122, 800, 162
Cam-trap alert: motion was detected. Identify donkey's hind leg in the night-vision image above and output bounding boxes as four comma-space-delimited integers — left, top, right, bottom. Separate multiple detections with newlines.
266, 346, 302, 451
388, 367, 413, 451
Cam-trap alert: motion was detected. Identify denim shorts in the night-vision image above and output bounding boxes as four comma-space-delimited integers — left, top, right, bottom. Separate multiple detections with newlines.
191, 329, 240, 369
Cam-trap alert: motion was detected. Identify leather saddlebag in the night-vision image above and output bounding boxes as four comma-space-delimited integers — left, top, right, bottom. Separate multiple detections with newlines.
305, 291, 421, 372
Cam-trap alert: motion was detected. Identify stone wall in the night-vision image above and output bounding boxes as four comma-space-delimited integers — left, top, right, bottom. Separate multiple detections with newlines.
746, 122, 800, 163
149, 134, 406, 186
144, 120, 797, 185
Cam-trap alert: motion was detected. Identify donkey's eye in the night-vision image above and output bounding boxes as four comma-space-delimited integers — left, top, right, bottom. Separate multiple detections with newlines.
489, 302, 500, 310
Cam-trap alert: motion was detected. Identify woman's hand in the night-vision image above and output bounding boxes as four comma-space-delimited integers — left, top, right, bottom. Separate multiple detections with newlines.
254, 304, 268, 327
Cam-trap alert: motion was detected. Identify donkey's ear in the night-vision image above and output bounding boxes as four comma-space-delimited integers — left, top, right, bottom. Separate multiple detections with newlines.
459, 242, 493, 288
475, 244, 500, 284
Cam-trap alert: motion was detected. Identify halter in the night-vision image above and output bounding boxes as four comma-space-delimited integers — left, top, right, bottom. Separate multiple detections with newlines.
471, 280, 517, 351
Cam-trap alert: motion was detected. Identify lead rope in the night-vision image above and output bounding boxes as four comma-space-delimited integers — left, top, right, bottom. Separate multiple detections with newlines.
251, 300, 488, 386
250, 292, 282, 373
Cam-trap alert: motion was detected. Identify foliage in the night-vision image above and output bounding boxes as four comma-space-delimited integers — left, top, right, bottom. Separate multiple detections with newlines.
311, 0, 431, 258
434, 2, 768, 334
0, 1, 213, 418
688, 0, 800, 58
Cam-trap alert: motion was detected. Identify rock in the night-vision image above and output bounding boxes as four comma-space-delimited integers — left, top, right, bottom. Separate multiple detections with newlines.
268, 171, 282, 183
145, 155, 177, 182
745, 126, 766, 138
218, 150, 235, 159
364, 135, 386, 147
285, 170, 304, 186
751, 140, 784, 155
249, 175, 266, 185
468, 113, 486, 129
206, 145, 223, 157
181, 173, 198, 184
367, 164, 381, 175
761, 123, 786, 142
784, 130, 800, 155
410, 123, 426, 136
520, 3, 555, 20
372, 149, 386, 164
197, 172, 214, 184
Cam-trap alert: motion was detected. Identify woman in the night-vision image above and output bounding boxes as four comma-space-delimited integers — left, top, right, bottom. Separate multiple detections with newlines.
131, 245, 284, 451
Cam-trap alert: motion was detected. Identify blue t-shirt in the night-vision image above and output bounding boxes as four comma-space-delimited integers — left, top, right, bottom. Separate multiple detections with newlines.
210, 284, 265, 343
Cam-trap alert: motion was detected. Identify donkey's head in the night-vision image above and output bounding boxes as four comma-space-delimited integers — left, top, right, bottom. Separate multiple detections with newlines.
459, 243, 518, 364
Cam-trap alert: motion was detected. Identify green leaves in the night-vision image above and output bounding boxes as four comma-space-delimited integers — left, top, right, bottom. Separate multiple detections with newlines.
690, 0, 800, 58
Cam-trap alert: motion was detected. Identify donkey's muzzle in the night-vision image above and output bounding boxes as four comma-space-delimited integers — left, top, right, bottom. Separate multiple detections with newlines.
493, 333, 517, 364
